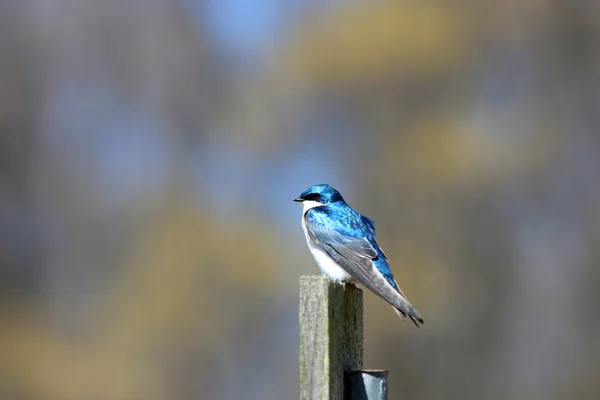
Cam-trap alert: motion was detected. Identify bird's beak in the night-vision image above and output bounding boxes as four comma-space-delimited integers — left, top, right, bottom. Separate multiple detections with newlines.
293, 197, 304, 202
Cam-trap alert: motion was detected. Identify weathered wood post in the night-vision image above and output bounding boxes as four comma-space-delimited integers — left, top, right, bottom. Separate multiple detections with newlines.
300, 276, 388, 400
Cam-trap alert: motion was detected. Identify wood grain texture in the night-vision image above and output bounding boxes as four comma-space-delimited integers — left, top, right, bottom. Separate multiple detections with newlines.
299, 276, 363, 400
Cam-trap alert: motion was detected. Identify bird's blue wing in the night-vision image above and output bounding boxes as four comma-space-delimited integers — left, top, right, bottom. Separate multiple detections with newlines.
359, 213, 390, 260
306, 221, 378, 263
305, 210, 397, 299
305, 208, 423, 326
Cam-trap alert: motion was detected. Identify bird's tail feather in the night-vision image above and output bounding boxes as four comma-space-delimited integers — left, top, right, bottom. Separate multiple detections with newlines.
394, 306, 424, 328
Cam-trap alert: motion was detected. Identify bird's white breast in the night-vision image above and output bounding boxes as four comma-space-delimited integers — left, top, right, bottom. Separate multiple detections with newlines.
301, 205, 354, 283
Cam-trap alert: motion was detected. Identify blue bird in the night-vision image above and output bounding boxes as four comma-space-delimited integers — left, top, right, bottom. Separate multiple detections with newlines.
294, 184, 423, 327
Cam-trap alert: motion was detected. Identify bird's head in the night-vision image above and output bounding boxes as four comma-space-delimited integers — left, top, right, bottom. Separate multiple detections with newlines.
294, 184, 344, 209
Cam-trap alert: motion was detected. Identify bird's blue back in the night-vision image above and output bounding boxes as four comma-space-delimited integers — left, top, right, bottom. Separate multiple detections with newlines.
306, 201, 399, 291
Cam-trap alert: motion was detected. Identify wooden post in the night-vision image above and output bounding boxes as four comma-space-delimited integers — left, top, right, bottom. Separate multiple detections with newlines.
299, 276, 363, 400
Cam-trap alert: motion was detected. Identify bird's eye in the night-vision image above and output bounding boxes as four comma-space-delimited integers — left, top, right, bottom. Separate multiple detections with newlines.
303, 193, 321, 201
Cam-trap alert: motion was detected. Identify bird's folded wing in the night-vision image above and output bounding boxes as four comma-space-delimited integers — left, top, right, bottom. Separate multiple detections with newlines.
306, 223, 413, 314
307, 223, 377, 261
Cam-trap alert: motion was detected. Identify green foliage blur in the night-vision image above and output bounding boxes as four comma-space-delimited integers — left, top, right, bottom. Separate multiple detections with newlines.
1, 1, 599, 399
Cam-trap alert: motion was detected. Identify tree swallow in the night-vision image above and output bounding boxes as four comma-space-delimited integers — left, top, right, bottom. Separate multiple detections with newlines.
294, 184, 423, 327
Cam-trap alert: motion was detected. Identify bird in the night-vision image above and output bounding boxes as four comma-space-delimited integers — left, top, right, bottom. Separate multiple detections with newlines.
294, 184, 423, 327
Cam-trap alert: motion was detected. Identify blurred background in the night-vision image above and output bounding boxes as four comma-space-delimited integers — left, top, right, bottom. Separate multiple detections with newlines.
1, 0, 600, 399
